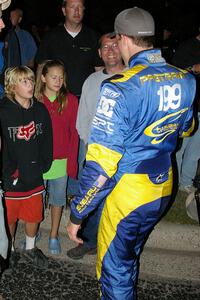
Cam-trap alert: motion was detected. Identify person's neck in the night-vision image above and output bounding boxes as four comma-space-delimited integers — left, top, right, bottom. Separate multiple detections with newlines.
64, 21, 82, 33
44, 91, 57, 99
14, 24, 20, 30
126, 46, 153, 66
106, 63, 125, 75
15, 97, 31, 109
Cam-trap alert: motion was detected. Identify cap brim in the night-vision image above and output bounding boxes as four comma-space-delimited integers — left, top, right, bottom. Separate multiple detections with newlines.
1, 0, 11, 10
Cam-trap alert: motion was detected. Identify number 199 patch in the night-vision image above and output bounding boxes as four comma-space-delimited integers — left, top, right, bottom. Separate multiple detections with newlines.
158, 83, 181, 111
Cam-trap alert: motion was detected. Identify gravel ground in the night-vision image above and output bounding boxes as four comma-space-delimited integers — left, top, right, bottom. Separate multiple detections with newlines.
0, 254, 199, 300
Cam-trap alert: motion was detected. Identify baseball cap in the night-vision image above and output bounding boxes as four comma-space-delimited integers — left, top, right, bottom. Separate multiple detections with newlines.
113, 7, 155, 37
0, 0, 11, 17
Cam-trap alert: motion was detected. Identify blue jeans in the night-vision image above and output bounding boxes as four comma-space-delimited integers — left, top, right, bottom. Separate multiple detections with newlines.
81, 199, 105, 249
176, 113, 200, 187
45, 175, 68, 207
67, 139, 87, 196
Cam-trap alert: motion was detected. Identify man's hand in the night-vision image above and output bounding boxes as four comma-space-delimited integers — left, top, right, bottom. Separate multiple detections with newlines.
66, 220, 83, 245
192, 63, 200, 74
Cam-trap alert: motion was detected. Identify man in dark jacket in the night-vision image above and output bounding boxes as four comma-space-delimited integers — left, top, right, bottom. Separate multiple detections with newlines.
0, 0, 11, 274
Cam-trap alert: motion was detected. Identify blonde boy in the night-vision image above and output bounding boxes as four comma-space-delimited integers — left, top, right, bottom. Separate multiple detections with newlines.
0, 66, 53, 269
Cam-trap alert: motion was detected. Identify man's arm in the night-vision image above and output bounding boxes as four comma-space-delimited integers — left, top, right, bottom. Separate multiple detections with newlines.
179, 77, 196, 138
76, 77, 92, 144
67, 81, 130, 243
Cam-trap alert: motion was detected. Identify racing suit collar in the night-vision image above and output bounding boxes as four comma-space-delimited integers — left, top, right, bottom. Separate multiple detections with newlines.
128, 48, 166, 68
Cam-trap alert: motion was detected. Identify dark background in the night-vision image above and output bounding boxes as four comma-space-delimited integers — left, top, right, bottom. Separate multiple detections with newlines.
2, 0, 200, 45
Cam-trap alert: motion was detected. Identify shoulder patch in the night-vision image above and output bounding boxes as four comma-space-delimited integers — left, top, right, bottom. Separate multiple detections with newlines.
110, 65, 148, 83
102, 74, 124, 86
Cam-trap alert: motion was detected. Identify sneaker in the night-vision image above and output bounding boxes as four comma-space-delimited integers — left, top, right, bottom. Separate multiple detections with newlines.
186, 192, 199, 222
19, 231, 42, 250
179, 185, 196, 194
67, 244, 97, 260
8, 250, 20, 269
48, 237, 61, 255
23, 247, 48, 269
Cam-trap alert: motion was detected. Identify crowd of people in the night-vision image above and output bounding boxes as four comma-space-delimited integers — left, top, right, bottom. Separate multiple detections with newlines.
0, 0, 199, 298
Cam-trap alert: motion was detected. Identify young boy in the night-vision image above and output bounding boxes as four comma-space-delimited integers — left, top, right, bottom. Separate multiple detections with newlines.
0, 66, 53, 268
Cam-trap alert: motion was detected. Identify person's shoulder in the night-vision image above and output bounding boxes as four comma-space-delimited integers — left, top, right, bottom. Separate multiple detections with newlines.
0, 97, 14, 118
175, 37, 196, 52
170, 64, 196, 83
68, 92, 78, 103
51, 24, 64, 32
40, 25, 65, 41
0, 97, 12, 108
186, 70, 197, 82
19, 28, 32, 35
33, 98, 48, 112
81, 24, 100, 39
82, 24, 96, 33
18, 29, 36, 43
85, 69, 101, 80
100, 70, 130, 95
46, 25, 64, 36
84, 69, 105, 84
104, 72, 125, 85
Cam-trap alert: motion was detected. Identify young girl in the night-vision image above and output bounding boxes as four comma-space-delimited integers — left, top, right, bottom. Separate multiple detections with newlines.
35, 59, 79, 254
0, 66, 53, 269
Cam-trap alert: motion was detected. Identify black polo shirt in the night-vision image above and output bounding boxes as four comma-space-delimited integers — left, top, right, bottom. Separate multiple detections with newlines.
36, 24, 102, 97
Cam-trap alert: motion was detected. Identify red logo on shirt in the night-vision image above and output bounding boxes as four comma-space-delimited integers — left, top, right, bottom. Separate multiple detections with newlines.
17, 121, 36, 141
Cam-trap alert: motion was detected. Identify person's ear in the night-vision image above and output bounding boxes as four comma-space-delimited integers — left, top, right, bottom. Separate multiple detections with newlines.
121, 34, 128, 44
41, 75, 46, 83
62, 7, 66, 17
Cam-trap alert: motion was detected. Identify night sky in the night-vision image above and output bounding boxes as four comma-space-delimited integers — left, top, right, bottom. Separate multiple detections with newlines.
2, 0, 200, 44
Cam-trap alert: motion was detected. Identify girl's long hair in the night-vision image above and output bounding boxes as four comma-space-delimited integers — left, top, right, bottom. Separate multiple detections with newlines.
34, 59, 68, 114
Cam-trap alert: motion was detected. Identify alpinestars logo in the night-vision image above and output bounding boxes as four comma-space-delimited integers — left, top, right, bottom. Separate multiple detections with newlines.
17, 121, 36, 141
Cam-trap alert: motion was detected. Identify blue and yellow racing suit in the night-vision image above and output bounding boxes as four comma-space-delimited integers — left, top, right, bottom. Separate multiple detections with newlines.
70, 49, 195, 299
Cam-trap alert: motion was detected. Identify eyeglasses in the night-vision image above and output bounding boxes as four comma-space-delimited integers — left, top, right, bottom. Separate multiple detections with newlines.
18, 78, 34, 86
101, 43, 118, 51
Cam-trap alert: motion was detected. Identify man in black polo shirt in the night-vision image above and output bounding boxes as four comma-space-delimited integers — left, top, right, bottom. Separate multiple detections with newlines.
36, 0, 102, 98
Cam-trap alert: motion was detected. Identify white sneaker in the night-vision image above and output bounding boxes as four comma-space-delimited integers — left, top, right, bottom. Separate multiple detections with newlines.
185, 192, 199, 222
179, 185, 196, 194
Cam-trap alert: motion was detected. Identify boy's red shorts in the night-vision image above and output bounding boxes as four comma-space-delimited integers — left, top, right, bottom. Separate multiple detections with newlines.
5, 194, 43, 225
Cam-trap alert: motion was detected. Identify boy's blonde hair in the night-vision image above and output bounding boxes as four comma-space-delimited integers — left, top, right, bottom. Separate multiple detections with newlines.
4, 66, 35, 101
